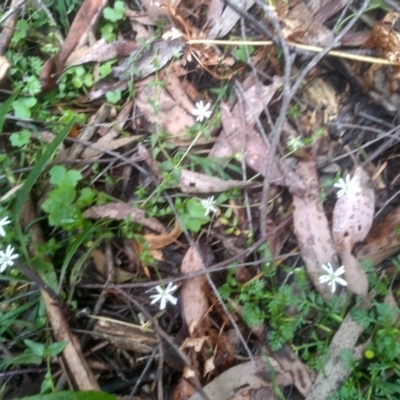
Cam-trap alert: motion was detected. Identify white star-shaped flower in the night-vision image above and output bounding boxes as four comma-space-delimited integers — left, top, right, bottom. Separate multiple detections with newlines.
192, 101, 212, 122
287, 136, 304, 152
0, 245, 18, 272
0, 216, 11, 237
319, 263, 347, 293
149, 282, 178, 310
333, 174, 352, 198
201, 196, 217, 216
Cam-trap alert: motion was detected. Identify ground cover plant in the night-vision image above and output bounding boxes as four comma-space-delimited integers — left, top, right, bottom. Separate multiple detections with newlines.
2, 0, 400, 399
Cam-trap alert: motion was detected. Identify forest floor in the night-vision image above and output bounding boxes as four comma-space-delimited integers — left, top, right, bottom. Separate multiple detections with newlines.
2, 0, 400, 399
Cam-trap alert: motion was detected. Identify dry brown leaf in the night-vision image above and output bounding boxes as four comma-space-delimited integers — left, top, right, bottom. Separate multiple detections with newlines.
179, 169, 255, 194
332, 167, 375, 297
208, 0, 255, 39
180, 337, 208, 353
291, 160, 339, 301
305, 294, 373, 400
66, 39, 141, 68
144, 220, 182, 250
39, 0, 107, 91
83, 203, 165, 233
286, 2, 334, 46
112, 39, 184, 81
272, 344, 313, 397
307, 0, 350, 23
180, 246, 210, 336
210, 78, 286, 182
356, 206, 400, 266
228, 301, 312, 396
91, 249, 136, 283
188, 357, 293, 400
136, 81, 195, 136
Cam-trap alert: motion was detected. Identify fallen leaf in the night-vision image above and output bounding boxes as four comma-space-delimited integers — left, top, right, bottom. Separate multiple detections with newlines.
91, 249, 136, 283
136, 79, 195, 136
208, 0, 255, 39
332, 167, 375, 297
305, 294, 373, 400
179, 169, 255, 194
39, 0, 107, 91
180, 246, 210, 336
210, 78, 286, 182
83, 203, 165, 233
356, 206, 400, 266
291, 160, 340, 301
144, 220, 182, 250
188, 357, 293, 400
66, 39, 141, 68
286, 2, 334, 46
112, 39, 184, 81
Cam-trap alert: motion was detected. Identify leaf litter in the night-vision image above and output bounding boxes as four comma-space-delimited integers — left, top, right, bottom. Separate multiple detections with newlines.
4, 1, 400, 399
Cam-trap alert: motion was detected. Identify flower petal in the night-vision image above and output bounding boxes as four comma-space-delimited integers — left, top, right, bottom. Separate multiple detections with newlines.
335, 277, 348, 287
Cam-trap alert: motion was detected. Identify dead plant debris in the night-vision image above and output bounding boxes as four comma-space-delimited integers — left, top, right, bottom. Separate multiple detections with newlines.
2, 1, 400, 400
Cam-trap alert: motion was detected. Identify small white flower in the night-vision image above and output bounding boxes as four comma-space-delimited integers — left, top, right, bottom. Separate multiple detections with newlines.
333, 174, 352, 198
0, 216, 11, 237
192, 101, 212, 122
319, 263, 347, 293
201, 196, 217, 216
287, 136, 304, 152
0, 245, 18, 272
149, 282, 178, 310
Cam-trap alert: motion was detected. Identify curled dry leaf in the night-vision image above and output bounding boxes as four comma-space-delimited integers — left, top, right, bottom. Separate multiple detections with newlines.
356, 206, 400, 266
291, 160, 339, 301
363, 12, 400, 93
179, 169, 255, 194
188, 357, 293, 400
305, 294, 373, 400
143, 220, 182, 250
332, 167, 375, 297
83, 203, 165, 233
180, 246, 210, 336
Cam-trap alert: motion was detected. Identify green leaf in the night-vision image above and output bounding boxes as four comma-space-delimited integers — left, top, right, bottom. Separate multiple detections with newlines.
103, 0, 125, 22
41, 186, 81, 228
46, 341, 68, 357
23, 339, 45, 357
98, 61, 115, 81
12, 97, 37, 118
105, 89, 121, 104
0, 92, 18, 132
31, 256, 59, 291
0, 352, 42, 369
10, 129, 31, 147
100, 23, 116, 42
76, 188, 96, 209
49, 166, 82, 188
15, 119, 75, 219
17, 391, 117, 400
